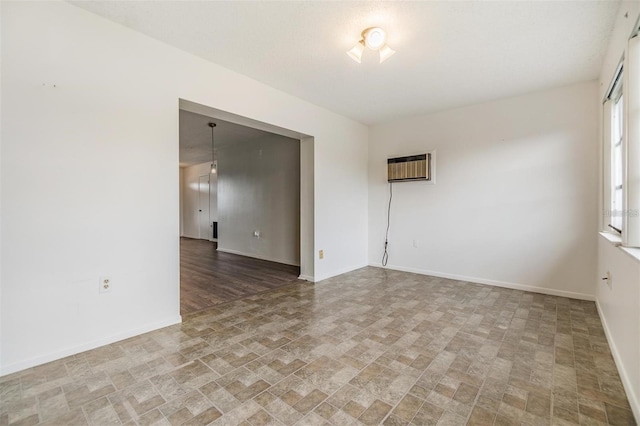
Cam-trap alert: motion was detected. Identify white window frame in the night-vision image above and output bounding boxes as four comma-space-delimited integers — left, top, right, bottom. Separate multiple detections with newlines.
624, 35, 640, 247
604, 70, 624, 234
603, 34, 640, 248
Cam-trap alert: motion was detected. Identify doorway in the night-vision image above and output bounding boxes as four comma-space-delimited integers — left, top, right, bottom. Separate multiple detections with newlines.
178, 100, 314, 315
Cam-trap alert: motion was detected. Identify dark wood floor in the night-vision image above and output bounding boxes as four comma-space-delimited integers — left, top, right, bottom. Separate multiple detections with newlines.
180, 237, 300, 314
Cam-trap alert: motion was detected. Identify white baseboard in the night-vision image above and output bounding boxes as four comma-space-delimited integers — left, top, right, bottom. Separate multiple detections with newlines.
595, 299, 640, 422
368, 263, 595, 301
298, 275, 315, 282
1, 315, 182, 376
313, 263, 369, 283
216, 247, 299, 267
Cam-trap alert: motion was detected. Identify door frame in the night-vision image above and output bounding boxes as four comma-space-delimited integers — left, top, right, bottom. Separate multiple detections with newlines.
179, 99, 314, 280
197, 174, 211, 240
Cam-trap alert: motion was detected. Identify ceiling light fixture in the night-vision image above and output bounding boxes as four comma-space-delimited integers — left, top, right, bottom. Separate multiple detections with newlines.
347, 27, 395, 64
208, 122, 217, 174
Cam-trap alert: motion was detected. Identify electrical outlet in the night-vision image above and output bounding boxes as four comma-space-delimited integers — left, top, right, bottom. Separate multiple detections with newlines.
99, 276, 112, 294
413, 239, 419, 248
319, 250, 324, 259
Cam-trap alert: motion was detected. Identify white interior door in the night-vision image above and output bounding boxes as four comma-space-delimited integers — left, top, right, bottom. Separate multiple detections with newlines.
198, 175, 210, 240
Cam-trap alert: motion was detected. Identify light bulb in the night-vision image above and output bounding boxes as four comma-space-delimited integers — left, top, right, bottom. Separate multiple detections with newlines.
364, 27, 386, 51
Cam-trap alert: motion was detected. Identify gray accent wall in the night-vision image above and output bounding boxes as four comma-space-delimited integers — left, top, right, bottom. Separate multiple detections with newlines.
218, 134, 300, 266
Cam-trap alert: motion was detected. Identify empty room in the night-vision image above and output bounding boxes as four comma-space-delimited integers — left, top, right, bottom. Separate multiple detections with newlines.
1, 1, 639, 426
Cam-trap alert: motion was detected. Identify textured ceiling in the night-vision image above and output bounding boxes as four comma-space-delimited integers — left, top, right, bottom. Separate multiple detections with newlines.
73, 1, 620, 125
179, 110, 297, 167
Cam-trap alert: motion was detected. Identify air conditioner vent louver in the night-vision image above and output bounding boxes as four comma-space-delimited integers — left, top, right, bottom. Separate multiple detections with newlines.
387, 154, 431, 182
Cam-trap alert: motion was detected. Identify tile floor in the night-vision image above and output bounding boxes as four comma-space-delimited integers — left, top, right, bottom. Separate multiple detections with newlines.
0, 267, 635, 425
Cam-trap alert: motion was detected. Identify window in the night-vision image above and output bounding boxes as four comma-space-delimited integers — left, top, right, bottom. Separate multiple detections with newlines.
603, 34, 640, 248
604, 67, 624, 234
609, 74, 624, 233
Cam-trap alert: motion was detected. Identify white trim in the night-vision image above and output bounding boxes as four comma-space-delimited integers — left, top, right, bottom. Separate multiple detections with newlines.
620, 246, 640, 263
298, 274, 315, 282
369, 263, 595, 301
313, 263, 368, 283
429, 150, 437, 185
215, 247, 299, 267
1, 315, 182, 376
600, 231, 623, 245
604, 61, 625, 103
625, 36, 640, 247
600, 232, 640, 263
603, 99, 614, 232
595, 299, 640, 422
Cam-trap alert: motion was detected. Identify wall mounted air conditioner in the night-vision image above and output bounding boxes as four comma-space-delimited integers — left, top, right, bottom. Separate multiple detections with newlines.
387, 153, 431, 182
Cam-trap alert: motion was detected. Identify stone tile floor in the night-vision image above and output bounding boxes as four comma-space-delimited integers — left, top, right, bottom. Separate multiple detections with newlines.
0, 267, 636, 425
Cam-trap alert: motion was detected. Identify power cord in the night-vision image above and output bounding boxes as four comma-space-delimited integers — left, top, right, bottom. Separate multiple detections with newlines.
382, 182, 393, 266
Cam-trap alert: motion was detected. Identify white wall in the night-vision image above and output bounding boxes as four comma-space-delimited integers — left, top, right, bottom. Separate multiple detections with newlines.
179, 167, 184, 236
597, 2, 640, 420
217, 135, 300, 266
597, 236, 640, 419
0, 1, 368, 374
0, 0, 3, 371
369, 82, 599, 300
300, 137, 315, 280
181, 162, 217, 240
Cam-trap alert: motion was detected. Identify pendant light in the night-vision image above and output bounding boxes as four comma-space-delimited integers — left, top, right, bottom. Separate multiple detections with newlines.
208, 122, 217, 174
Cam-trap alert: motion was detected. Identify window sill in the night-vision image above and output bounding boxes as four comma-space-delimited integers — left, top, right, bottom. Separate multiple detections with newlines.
620, 247, 640, 263
600, 231, 622, 244
599, 232, 640, 263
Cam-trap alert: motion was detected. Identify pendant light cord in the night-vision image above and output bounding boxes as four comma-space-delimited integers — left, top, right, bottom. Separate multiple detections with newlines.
209, 122, 216, 162
382, 182, 392, 266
